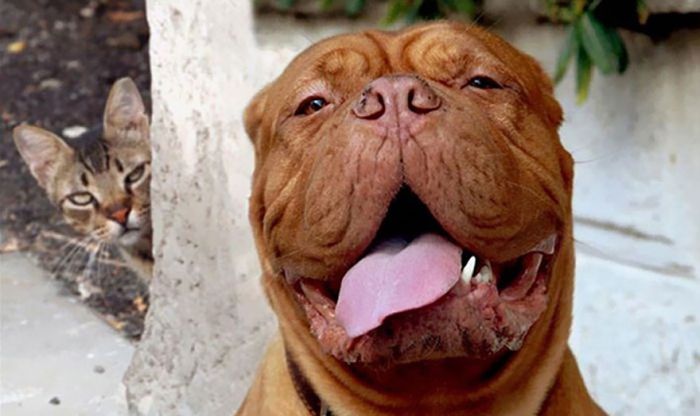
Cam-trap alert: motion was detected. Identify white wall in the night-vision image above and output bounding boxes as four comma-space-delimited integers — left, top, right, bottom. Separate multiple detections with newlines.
495, 17, 700, 280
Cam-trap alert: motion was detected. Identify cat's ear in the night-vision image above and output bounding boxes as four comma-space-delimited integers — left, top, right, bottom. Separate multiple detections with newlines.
103, 77, 149, 143
13, 125, 74, 189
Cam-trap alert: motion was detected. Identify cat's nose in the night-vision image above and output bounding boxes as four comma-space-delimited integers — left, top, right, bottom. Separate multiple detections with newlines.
108, 206, 130, 226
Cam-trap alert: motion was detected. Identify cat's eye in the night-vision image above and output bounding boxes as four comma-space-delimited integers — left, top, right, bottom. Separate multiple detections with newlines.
465, 76, 502, 90
295, 96, 328, 116
125, 164, 146, 185
68, 192, 95, 206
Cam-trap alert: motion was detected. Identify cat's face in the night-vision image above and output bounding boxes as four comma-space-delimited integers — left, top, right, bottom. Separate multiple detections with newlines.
51, 127, 151, 246
13, 78, 151, 248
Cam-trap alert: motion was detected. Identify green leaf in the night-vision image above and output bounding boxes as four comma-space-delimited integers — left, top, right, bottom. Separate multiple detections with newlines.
452, 0, 476, 16
615, 34, 629, 73
545, 0, 557, 19
589, 0, 603, 11
557, 7, 575, 23
344, 0, 365, 16
405, 0, 425, 23
554, 25, 579, 84
440, 0, 457, 10
575, 45, 593, 104
383, 0, 407, 25
637, 0, 650, 24
576, 11, 627, 74
276, 0, 296, 10
320, 0, 335, 11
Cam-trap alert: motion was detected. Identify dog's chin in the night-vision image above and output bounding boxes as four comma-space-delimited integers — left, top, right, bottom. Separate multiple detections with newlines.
284, 188, 558, 367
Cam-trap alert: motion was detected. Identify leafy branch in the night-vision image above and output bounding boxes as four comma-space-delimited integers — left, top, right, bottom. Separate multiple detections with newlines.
275, 0, 366, 16
382, 0, 478, 24
273, 0, 478, 19
270, 0, 651, 103
549, 0, 648, 103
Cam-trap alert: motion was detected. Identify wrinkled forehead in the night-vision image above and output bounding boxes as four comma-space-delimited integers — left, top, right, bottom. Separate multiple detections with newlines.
272, 23, 528, 96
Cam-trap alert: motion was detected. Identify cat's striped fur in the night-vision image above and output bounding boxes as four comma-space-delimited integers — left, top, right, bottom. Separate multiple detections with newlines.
13, 78, 152, 280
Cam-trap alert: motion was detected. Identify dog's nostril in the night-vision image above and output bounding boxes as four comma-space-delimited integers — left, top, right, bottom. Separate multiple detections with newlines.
353, 89, 385, 120
408, 86, 441, 114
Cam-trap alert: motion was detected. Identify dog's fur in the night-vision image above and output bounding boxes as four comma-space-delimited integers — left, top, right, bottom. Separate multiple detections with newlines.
238, 22, 604, 415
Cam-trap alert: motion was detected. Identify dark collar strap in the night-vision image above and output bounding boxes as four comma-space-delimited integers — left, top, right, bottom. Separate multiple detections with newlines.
285, 349, 333, 416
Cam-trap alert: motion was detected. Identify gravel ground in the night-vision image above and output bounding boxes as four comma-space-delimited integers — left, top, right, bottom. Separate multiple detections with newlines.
0, 0, 150, 338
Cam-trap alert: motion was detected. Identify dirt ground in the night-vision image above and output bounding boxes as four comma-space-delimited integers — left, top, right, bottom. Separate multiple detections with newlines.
0, 0, 150, 338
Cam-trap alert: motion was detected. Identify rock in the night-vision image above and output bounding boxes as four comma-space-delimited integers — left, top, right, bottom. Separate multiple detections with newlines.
49, 396, 60, 405
6, 40, 26, 54
65, 60, 82, 70
39, 78, 62, 90
106, 10, 145, 23
80, 1, 98, 19
105, 33, 142, 50
62, 125, 89, 139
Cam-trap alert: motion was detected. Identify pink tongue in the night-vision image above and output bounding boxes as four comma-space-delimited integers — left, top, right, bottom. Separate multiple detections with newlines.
335, 233, 462, 338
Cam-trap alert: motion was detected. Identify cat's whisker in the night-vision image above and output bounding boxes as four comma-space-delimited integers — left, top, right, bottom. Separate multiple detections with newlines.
51, 236, 92, 278
51, 235, 84, 265
73, 240, 105, 300
67, 237, 96, 275
53, 234, 79, 254
83, 241, 101, 279
71, 237, 98, 276
50, 241, 77, 272
96, 242, 107, 281
97, 242, 108, 277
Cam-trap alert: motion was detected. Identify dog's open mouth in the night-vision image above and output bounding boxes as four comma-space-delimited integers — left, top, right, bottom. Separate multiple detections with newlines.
287, 188, 557, 365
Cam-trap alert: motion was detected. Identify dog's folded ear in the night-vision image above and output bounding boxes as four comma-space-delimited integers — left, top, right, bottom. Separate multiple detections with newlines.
244, 84, 271, 144
521, 55, 564, 129
559, 149, 575, 195
518, 56, 572, 192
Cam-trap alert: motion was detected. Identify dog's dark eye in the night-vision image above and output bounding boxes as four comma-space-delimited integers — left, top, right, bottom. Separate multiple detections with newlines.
295, 96, 328, 116
466, 76, 502, 90
68, 192, 95, 206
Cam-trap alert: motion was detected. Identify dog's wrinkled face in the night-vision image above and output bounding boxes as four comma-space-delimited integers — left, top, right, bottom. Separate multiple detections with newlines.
246, 22, 573, 366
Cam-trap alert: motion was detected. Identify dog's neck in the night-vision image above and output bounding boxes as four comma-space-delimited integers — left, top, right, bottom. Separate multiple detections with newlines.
284, 345, 510, 415
266, 233, 576, 415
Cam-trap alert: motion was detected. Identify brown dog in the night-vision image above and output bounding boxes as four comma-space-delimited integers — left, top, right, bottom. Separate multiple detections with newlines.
238, 22, 604, 415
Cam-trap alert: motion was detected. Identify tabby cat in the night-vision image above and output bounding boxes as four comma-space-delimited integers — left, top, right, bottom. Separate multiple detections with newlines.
13, 77, 153, 280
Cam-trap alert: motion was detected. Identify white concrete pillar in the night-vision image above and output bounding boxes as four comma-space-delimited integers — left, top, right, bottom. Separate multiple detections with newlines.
123, 1, 272, 414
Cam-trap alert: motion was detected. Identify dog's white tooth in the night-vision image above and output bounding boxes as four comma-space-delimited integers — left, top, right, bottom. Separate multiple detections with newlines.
461, 256, 476, 283
475, 262, 494, 284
